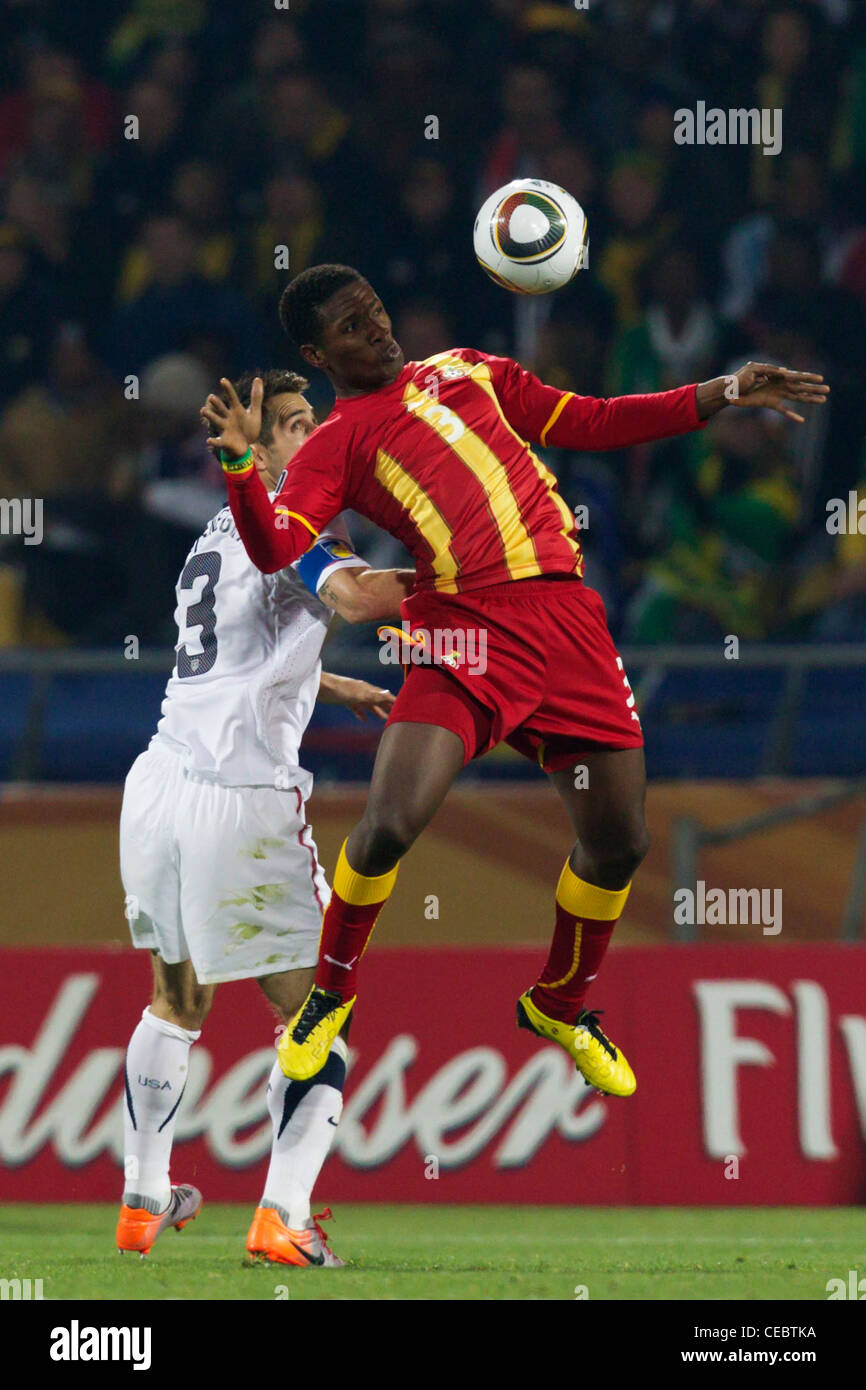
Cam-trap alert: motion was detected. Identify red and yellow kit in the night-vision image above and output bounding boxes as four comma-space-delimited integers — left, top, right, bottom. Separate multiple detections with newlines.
226, 348, 704, 760
227, 348, 702, 589
388, 576, 644, 768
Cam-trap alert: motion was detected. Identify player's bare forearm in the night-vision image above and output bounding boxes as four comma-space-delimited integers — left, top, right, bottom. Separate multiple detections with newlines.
695, 376, 733, 420
318, 672, 395, 720
356, 567, 415, 601
696, 363, 829, 423
327, 568, 415, 623
318, 567, 415, 623
318, 671, 348, 702
354, 567, 415, 619
225, 468, 311, 574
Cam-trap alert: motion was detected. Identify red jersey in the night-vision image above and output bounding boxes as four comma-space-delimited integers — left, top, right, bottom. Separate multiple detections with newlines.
227, 348, 704, 590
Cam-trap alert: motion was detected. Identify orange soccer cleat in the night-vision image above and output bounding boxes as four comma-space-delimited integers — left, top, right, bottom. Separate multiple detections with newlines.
116, 1184, 202, 1257
246, 1204, 345, 1268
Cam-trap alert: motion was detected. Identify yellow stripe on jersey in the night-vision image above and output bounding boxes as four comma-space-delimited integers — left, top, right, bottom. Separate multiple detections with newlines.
470, 363, 582, 573
274, 507, 319, 539
374, 448, 460, 593
419, 350, 464, 371
402, 379, 539, 582
527, 452, 583, 576
539, 391, 574, 447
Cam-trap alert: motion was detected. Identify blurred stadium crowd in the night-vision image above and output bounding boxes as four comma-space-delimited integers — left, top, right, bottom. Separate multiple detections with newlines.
1, 0, 865, 651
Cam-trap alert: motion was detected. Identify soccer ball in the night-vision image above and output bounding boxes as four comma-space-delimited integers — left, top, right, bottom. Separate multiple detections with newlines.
473, 179, 588, 295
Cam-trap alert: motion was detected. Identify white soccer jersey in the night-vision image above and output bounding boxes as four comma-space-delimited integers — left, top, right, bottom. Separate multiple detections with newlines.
155, 500, 368, 787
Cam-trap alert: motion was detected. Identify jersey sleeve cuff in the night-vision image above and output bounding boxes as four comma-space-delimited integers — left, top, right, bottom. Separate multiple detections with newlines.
220, 448, 255, 477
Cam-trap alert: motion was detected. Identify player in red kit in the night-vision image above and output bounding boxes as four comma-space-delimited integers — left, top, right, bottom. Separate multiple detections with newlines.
203, 264, 828, 1095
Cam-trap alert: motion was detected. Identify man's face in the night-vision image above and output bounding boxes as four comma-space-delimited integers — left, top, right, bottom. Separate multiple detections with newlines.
303, 279, 404, 395
253, 391, 316, 484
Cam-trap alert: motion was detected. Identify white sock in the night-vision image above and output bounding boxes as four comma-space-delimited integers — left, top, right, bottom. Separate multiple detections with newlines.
122, 1007, 200, 1213
261, 1036, 347, 1230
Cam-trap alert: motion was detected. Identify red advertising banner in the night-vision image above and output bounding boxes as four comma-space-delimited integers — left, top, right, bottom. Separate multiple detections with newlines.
1, 946, 865, 1204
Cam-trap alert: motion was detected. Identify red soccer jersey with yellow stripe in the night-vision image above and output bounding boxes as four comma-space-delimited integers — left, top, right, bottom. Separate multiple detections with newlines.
228, 348, 703, 590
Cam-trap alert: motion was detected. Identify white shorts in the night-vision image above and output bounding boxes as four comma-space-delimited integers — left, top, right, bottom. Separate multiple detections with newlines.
119, 738, 330, 984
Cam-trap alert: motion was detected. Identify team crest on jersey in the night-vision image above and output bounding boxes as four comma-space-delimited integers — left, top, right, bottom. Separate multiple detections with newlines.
439, 365, 468, 380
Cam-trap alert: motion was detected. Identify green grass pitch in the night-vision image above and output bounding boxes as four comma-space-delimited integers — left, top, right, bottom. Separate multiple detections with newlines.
2, 1205, 864, 1301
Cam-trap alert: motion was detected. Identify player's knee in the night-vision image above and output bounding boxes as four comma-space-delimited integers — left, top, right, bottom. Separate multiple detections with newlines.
627, 822, 651, 875
583, 821, 650, 886
352, 810, 419, 873
604, 822, 650, 881
151, 982, 213, 1032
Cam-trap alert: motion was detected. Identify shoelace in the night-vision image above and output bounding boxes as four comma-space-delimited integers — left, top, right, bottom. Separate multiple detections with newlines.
576, 1008, 618, 1061
292, 988, 341, 1044
311, 1207, 335, 1249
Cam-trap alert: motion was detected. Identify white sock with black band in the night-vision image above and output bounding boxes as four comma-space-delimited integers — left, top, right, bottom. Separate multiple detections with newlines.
261, 1035, 348, 1230
122, 1007, 200, 1214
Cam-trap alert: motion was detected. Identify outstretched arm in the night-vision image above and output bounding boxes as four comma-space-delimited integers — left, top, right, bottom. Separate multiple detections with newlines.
480, 353, 828, 451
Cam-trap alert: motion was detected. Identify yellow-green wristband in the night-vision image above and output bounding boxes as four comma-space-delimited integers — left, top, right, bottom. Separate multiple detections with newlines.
220, 447, 254, 475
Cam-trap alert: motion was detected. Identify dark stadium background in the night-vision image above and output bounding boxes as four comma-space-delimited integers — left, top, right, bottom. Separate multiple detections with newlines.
1, 0, 866, 1267
1, 0, 866, 789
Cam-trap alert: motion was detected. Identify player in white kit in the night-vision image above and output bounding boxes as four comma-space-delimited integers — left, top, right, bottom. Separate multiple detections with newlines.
117, 369, 412, 1266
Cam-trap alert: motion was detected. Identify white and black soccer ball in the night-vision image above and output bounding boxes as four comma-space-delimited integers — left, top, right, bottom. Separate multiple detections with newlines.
473, 178, 588, 295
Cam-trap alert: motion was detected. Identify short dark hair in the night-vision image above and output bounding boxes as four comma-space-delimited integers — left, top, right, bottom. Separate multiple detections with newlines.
224, 368, 309, 448
278, 264, 364, 346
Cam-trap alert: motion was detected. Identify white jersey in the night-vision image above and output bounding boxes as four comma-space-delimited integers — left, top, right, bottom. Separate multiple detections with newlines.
155, 497, 367, 788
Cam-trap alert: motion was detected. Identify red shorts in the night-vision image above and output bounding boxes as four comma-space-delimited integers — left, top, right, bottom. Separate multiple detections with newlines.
385, 577, 643, 771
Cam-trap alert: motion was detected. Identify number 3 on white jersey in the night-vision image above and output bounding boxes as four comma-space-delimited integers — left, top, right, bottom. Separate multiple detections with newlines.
175, 552, 222, 678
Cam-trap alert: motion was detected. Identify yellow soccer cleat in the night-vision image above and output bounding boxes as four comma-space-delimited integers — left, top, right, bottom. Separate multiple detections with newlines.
516, 990, 636, 1097
277, 986, 355, 1081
